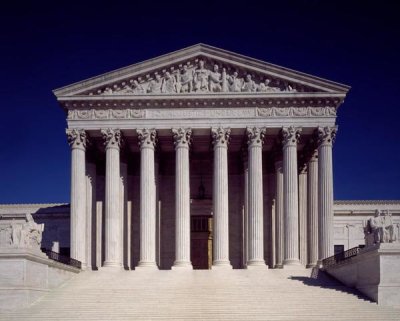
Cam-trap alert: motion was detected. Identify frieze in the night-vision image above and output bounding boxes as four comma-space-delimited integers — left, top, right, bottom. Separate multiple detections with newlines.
67, 106, 336, 121
257, 107, 336, 117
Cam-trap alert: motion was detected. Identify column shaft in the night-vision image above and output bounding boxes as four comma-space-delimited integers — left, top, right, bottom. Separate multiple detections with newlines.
67, 129, 87, 268
275, 160, 284, 268
102, 128, 122, 268
137, 129, 158, 268
298, 168, 308, 266
212, 127, 231, 268
246, 127, 266, 267
307, 153, 318, 267
318, 127, 336, 262
282, 126, 302, 266
172, 128, 192, 269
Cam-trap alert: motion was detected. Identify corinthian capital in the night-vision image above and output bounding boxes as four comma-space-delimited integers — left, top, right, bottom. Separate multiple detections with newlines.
246, 127, 266, 148
66, 129, 87, 150
137, 128, 157, 149
317, 126, 337, 147
101, 128, 122, 149
281, 126, 301, 147
172, 128, 192, 148
211, 127, 230, 148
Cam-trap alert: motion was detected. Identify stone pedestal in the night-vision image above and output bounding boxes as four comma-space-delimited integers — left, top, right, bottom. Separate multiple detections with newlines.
172, 128, 193, 269
137, 129, 158, 269
102, 129, 123, 268
211, 127, 232, 268
246, 127, 267, 268
282, 126, 302, 267
66, 129, 87, 269
325, 243, 400, 306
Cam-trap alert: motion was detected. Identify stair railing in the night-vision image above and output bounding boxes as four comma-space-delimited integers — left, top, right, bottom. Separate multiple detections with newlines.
43, 249, 82, 269
322, 246, 363, 268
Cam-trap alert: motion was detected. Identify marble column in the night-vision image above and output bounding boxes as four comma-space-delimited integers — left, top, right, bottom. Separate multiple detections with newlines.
137, 128, 158, 268
66, 129, 87, 268
307, 150, 318, 267
246, 127, 267, 268
85, 162, 96, 270
282, 126, 302, 267
298, 164, 308, 266
101, 128, 122, 268
274, 159, 284, 268
242, 149, 249, 268
211, 127, 232, 268
172, 128, 193, 269
317, 127, 337, 263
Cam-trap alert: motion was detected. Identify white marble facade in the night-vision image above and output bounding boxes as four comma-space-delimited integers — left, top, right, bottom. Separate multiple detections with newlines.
14, 44, 395, 270
53, 44, 350, 270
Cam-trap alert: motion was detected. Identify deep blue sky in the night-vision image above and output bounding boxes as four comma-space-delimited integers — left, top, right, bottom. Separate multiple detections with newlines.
1, 1, 399, 203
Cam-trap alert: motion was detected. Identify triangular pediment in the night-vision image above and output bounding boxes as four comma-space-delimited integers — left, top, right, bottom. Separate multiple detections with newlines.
53, 44, 349, 100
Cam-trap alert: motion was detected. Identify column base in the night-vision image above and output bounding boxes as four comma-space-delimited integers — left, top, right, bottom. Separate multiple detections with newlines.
136, 261, 158, 269
212, 260, 232, 269
283, 259, 304, 269
274, 264, 284, 269
102, 261, 123, 269
246, 260, 268, 269
306, 263, 317, 268
172, 261, 193, 270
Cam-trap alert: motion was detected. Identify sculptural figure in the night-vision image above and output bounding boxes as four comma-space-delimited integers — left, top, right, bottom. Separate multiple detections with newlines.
176, 65, 194, 93
221, 68, 228, 92
162, 71, 177, 94
194, 60, 209, 92
227, 71, 242, 92
364, 210, 397, 246
209, 64, 222, 92
242, 74, 257, 92
258, 78, 276, 92
132, 80, 146, 94
148, 74, 163, 93
0, 214, 44, 250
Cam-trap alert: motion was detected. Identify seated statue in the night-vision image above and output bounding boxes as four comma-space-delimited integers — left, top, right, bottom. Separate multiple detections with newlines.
364, 209, 397, 247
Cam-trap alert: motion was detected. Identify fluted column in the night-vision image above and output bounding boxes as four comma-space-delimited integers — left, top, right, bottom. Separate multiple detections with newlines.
307, 150, 318, 267
211, 127, 232, 268
101, 128, 122, 268
66, 129, 87, 268
242, 149, 249, 268
318, 127, 337, 263
137, 129, 158, 268
172, 128, 192, 269
282, 126, 302, 267
246, 127, 267, 268
274, 159, 284, 268
298, 165, 308, 266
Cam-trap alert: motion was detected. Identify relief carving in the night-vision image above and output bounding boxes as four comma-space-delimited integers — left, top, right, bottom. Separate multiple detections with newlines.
91, 58, 304, 96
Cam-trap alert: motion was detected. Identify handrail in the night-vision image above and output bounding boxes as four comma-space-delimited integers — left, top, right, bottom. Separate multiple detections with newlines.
322, 246, 363, 268
43, 249, 82, 269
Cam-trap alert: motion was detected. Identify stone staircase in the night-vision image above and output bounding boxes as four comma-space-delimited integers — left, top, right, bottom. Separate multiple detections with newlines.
0, 268, 398, 321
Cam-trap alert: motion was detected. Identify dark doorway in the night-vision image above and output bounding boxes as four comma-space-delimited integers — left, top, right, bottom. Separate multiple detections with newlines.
191, 215, 212, 269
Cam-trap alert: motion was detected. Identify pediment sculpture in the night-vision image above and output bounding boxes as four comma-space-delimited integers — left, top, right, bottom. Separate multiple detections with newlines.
0, 213, 44, 251
364, 210, 398, 246
93, 58, 307, 96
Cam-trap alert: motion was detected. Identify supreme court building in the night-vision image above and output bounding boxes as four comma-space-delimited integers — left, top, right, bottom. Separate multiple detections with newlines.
53, 44, 350, 270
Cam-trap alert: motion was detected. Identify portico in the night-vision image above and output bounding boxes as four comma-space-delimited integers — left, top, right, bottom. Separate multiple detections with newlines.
56, 44, 349, 270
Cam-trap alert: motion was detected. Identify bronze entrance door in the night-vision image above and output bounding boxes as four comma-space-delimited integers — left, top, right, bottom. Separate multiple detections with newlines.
190, 215, 212, 269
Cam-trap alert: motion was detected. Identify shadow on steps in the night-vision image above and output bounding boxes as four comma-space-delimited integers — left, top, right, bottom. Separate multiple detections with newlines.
288, 268, 373, 303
